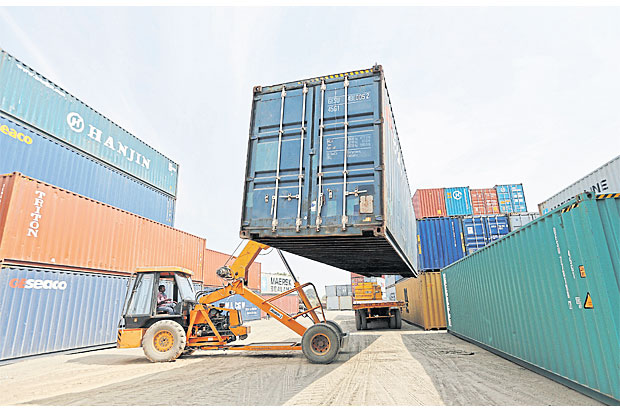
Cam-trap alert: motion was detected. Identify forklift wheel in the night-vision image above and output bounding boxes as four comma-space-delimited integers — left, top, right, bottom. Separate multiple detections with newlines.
142, 320, 186, 362
395, 309, 402, 329
302, 323, 340, 364
325, 320, 344, 337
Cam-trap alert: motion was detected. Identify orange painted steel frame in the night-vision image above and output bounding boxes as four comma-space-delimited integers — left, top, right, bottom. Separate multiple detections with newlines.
185, 241, 326, 351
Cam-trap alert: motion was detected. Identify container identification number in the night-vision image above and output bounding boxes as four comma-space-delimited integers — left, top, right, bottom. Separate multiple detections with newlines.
327, 92, 370, 112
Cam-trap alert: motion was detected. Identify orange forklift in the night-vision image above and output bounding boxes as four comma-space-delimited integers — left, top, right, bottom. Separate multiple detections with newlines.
117, 241, 348, 364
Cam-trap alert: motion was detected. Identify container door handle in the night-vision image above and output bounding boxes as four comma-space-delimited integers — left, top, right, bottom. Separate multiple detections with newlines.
271, 86, 286, 232
316, 80, 326, 232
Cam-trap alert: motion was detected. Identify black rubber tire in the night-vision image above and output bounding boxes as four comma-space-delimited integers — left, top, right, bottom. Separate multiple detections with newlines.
179, 348, 196, 358
388, 311, 397, 329
359, 311, 367, 330
142, 320, 186, 363
355, 310, 362, 331
325, 320, 344, 337
395, 309, 402, 329
302, 323, 340, 364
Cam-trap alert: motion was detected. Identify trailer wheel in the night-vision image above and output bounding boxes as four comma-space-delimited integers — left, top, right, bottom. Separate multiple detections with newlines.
359, 311, 367, 330
325, 320, 344, 337
302, 324, 340, 364
355, 310, 362, 330
388, 311, 397, 329
142, 320, 186, 362
394, 309, 402, 329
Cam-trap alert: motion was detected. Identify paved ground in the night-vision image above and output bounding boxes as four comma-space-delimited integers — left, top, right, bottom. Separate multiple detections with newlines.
0, 311, 601, 406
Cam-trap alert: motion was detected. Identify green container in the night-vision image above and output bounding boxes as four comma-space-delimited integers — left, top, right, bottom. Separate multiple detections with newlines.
442, 192, 620, 405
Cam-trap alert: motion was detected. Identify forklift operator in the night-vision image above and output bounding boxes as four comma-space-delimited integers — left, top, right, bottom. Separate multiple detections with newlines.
157, 285, 176, 314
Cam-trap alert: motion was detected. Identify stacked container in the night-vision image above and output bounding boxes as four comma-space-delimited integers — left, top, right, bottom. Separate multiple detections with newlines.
470, 188, 500, 215
508, 212, 540, 232
412, 188, 446, 218
444, 187, 473, 216
417, 218, 465, 271
495, 184, 527, 213
203, 248, 261, 290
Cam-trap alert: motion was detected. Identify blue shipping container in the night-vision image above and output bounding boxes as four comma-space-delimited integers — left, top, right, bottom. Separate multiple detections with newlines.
0, 265, 128, 361
216, 294, 262, 321
462, 215, 510, 254
444, 187, 473, 216
495, 184, 527, 213
0, 114, 175, 225
0, 49, 178, 196
417, 218, 465, 271
240, 66, 417, 277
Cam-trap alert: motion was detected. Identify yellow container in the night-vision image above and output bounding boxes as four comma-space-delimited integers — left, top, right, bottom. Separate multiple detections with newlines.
395, 272, 446, 330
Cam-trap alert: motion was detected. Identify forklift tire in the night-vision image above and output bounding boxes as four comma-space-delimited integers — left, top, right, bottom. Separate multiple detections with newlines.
302, 323, 340, 364
325, 320, 344, 337
142, 320, 186, 362
355, 310, 362, 331
359, 310, 367, 330
395, 309, 402, 329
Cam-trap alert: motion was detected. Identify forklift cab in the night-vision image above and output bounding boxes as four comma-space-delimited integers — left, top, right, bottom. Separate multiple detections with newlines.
121, 267, 197, 329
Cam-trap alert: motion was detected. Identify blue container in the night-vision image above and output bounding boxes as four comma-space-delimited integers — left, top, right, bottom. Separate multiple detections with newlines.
417, 218, 465, 271
0, 49, 178, 196
0, 265, 128, 360
0, 114, 175, 225
462, 215, 510, 254
444, 187, 473, 216
241, 66, 417, 276
495, 184, 527, 213
216, 294, 262, 321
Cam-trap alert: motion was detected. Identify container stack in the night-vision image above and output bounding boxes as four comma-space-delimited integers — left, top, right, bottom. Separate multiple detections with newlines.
413, 184, 538, 271
325, 284, 353, 311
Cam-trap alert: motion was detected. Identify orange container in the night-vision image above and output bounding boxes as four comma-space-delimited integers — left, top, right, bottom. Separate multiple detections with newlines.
412, 188, 446, 219
395, 272, 446, 330
203, 248, 261, 290
0, 173, 205, 277
470, 188, 500, 215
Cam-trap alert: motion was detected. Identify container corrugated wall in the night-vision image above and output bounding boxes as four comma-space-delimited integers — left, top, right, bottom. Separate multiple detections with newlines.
417, 218, 465, 271
495, 184, 527, 213
396, 272, 446, 330
240, 65, 417, 277
0, 173, 205, 276
0, 114, 175, 225
538, 155, 620, 215
0, 50, 178, 196
0, 265, 128, 360
203, 248, 261, 290
444, 187, 472, 216
442, 193, 620, 405
470, 188, 499, 215
412, 188, 446, 218
261, 294, 299, 318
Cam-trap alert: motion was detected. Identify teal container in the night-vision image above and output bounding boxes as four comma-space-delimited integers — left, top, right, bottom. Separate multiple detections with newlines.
442, 192, 620, 405
444, 187, 472, 216
0, 49, 178, 197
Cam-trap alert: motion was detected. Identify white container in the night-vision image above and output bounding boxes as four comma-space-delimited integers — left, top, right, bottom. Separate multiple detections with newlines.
339, 296, 353, 310
326, 295, 339, 310
508, 212, 540, 232
538, 155, 620, 215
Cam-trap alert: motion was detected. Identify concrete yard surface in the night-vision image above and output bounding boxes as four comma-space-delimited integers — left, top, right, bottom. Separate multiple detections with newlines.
0, 310, 602, 406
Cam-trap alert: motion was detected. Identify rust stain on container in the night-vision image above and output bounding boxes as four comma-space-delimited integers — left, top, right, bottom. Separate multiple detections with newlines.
203, 248, 261, 290
0, 173, 205, 278
396, 271, 446, 330
412, 188, 446, 219
470, 188, 500, 215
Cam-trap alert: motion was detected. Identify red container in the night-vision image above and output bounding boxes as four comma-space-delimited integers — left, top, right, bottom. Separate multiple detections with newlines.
412, 188, 446, 218
261, 294, 299, 318
470, 188, 500, 215
0, 173, 205, 277
203, 248, 261, 290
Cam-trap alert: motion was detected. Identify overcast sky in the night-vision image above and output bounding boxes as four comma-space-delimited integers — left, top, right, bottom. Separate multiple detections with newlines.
1, 6, 618, 296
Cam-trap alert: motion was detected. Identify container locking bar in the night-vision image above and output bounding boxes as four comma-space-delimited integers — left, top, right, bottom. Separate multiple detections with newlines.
296, 83, 308, 232
271, 86, 286, 232
315, 80, 327, 232
341, 76, 350, 231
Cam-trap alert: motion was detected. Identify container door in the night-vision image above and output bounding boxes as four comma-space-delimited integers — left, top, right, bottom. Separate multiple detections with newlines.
310, 75, 382, 233
485, 216, 510, 242
246, 85, 314, 233
462, 217, 487, 254
509, 184, 527, 212
496, 185, 514, 213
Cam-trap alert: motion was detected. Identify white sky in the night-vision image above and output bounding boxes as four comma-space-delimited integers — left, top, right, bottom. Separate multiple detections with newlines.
1, 6, 618, 296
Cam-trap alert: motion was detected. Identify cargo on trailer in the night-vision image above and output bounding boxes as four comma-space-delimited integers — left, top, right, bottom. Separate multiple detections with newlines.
495, 184, 527, 213
203, 248, 261, 290
0, 173, 205, 277
442, 192, 620, 405
444, 187, 472, 216
240, 65, 417, 277
470, 188, 500, 215
417, 217, 465, 271
538, 155, 620, 215
0, 50, 178, 196
396, 272, 446, 330
508, 212, 540, 232
412, 188, 446, 218
0, 114, 175, 225
0, 265, 128, 361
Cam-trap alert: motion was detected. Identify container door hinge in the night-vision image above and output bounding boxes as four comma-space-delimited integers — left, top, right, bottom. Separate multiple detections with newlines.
374, 119, 383, 125
375, 215, 383, 221
374, 165, 384, 171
